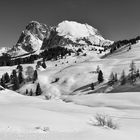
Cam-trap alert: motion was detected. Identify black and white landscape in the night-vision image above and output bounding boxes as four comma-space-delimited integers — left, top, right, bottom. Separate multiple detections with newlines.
0, 0, 140, 140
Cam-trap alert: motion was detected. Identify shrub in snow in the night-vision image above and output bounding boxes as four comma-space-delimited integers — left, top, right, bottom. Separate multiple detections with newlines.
35, 126, 50, 132
90, 114, 118, 129
45, 95, 51, 100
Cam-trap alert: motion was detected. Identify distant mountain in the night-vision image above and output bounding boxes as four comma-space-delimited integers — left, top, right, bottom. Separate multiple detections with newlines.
41, 21, 113, 50
0, 20, 113, 57
7, 21, 51, 56
57, 21, 112, 46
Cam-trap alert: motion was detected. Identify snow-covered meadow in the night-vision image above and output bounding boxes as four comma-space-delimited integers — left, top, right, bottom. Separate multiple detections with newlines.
0, 41, 140, 140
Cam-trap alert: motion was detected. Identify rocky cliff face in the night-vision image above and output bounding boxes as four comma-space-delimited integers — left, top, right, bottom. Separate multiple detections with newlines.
41, 20, 113, 50
7, 21, 51, 56
4, 20, 113, 57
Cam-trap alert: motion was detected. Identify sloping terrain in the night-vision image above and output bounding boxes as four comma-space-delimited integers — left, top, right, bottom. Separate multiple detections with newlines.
0, 33, 140, 140
0, 89, 140, 140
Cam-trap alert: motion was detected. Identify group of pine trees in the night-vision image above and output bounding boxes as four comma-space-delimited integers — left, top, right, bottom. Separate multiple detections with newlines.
40, 46, 72, 61
108, 60, 140, 86
109, 36, 140, 54
0, 53, 39, 66
91, 66, 104, 90
108, 72, 118, 86
0, 63, 42, 94
0, 44, 72, 67
91, 60, 140, 91
0, 64, 24, 90
25, 83, 42, 96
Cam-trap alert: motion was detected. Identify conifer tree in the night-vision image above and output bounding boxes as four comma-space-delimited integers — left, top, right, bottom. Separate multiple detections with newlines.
108, 72, 115, 86
25, 89, 28, 95
114, 73, 118, 82
4, 72, 10, 83
98, 70, 104, 83
42, 60, 47, 69
35, 83, 42, 96
0, 77, 6, 88
11, 69, 16, 84
12, 70, 19, 90
129, 60, 136, 84
17, 63, 23, 72
29, 89, 33, 96
136, 69, 140, 78
18, 71, 24, 84
120, 70, 126, 85
33, 70, 38, 82
91, 83, 94, 90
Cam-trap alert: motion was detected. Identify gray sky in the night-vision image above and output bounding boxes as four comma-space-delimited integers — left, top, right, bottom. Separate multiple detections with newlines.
0, 0, 140, 47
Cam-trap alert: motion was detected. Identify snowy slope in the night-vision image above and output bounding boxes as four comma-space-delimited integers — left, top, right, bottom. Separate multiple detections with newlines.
0, 89, 140, 139
0, 35, 140, 140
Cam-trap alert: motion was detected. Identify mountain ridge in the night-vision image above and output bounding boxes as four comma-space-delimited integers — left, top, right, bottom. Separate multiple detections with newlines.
0, 20, 113, 57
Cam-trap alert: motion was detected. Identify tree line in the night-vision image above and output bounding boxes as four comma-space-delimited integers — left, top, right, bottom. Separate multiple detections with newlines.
0, 46, 72, 66
108, 60, 140, 86
0, 63, 42, 96
91, 60, 140, 91
109, 36, 140, 54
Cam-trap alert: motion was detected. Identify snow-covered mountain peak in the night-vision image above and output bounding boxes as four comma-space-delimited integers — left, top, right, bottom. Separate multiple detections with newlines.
0, 47, 9, 56
57, 20, 103, 40
3, 20, 113, 57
